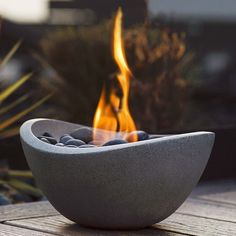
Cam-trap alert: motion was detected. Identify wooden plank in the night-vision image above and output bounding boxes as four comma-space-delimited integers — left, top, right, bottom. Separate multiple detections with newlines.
154, 213, 236, 236
0, 201, 59, 222
5, 215, 182, 236
1, 180, 235, 235
0, 223, 55, 236
177, 198, 236, 223
6, 212, 236, 236
191, 179, 236, 205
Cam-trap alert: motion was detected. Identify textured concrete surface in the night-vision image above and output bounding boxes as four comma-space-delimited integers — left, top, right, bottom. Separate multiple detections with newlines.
20, 118, 215, 229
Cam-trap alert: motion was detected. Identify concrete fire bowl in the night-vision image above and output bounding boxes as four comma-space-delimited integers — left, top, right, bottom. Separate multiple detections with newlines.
20, 118, 215, 229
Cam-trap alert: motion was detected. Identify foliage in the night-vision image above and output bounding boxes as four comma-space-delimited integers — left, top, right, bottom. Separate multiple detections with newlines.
125, 26, 193, 132
0, 42, 51, 204
0, 161, 44, 204
40, 21, 193, 132
40, 24, 114, 125
0, 42, 52, 139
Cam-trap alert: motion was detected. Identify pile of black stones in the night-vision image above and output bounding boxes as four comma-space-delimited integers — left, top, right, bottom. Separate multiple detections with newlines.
37, 127, 157, 148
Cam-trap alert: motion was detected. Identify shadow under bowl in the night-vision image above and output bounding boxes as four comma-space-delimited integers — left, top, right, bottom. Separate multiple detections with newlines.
20, 118, 215, 229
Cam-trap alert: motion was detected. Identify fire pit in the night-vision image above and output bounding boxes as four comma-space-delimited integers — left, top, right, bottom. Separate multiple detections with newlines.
20, 118, 214, 229
20, 8, 215, 229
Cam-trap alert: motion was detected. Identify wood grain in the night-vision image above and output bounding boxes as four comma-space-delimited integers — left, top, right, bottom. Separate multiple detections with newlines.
177, 198, 236, 223
0, 201, 59, 222
6, 212, 236, 236
0, 223, 55, 236
5, 215, 181, 236
1, 180, 236, 235
191, 179, 236, 205
154, 212, 236, 236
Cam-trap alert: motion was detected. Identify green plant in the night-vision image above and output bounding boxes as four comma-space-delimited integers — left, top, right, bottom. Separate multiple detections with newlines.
0, 165, 44, 205
0, 42, 51, 204
0, 42, 51, 138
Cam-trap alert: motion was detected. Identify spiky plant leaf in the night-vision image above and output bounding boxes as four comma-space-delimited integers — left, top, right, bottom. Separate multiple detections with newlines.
0, 93, 53, 132
0, 179, 7, 185
7, 179, 43, 198
0, 126, 20, 139
0, 73, 32, 103
8, 170, 33, 178
0, 40, 21, 69
0, 95, 28, 116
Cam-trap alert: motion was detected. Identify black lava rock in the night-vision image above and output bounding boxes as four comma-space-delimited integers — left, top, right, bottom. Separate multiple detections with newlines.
103, 139, 128, 146
42, 132, 53, 137
125, 131, 149, 142
79, 144, 96, 148
44, 137, 57, 145
38, 136, 57, 145
70, 127, 93, 143
39, 137, 50, 144
66, 145, 78, 148
55, 143, 65, 147
60, 135, 73, 144
65, 139, 85, 147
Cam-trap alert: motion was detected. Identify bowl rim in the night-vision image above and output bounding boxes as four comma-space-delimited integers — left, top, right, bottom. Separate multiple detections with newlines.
20, 118, 215, 156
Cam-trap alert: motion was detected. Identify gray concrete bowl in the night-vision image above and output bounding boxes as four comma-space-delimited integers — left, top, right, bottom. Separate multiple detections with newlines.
20, 118, 215, 229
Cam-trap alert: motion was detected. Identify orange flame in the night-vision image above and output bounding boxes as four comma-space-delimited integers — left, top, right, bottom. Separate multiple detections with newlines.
93, 8, 137, 144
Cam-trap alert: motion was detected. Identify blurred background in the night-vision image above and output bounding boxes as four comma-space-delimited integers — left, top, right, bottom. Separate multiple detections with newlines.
0, 0, 236, 181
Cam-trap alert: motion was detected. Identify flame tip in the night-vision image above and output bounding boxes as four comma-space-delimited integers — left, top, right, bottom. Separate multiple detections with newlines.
117, 7, 122, 12
93, 7, 137, 143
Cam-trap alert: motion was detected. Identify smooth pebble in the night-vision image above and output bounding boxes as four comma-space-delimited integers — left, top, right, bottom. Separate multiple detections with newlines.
38, 136, 57, 145
79, 144, 96, 148
70, 127, 93, 143
103, 139, 128, 146
65, 139, 85, 147
55, 143, 65, 147
125, 131, 149, 142
39, 137, 50, 144
42, 132, 53, 137
65, 145, 78, 148
60, 135, 73, 144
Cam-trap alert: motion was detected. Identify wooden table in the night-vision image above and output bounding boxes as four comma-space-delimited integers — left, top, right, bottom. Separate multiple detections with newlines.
0, 179, 235, 236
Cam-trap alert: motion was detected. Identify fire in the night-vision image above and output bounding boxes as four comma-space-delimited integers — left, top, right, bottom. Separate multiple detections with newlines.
93, 8, 137, 144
